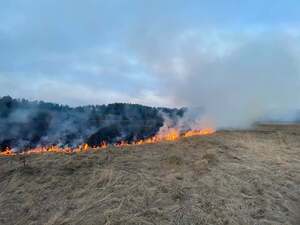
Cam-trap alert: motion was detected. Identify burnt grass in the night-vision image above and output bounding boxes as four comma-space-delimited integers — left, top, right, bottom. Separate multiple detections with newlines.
0, 125, 300, 225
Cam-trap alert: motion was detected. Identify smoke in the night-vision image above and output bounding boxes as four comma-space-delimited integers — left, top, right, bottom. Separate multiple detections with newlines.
2, 0, 300, 130
131, 30, 300, 129
0, 97, 188, 151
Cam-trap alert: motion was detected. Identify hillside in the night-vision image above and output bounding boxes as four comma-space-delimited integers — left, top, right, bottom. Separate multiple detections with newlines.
0, 96, 184, 151
0, 124, 299, 225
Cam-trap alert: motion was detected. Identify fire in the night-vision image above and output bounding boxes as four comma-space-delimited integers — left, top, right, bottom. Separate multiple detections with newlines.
82, 143, 89, 151
0, 128, 215, 156
0, 148, 16, 156
161, 128, 180, 141
183, 128, 215, 137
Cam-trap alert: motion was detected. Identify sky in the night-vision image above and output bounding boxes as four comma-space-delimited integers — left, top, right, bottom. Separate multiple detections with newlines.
1, 0, 300, 115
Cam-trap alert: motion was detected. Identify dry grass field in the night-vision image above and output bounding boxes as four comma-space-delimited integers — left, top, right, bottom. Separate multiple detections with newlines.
0, 125, 299, 225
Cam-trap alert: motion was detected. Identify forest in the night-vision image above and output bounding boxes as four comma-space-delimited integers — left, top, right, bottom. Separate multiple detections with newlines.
0, 96, 184, 151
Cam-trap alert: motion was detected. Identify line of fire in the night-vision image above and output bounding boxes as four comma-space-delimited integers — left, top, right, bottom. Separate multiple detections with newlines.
0, 128, 215, 156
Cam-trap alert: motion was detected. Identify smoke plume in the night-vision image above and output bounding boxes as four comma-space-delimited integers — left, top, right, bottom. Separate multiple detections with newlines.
131, 31, 300, 129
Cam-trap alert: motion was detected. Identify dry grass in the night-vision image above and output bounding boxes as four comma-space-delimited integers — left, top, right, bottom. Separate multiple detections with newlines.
0, 124, 300, 225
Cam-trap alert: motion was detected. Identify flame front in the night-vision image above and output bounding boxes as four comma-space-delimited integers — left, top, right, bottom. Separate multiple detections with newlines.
0, 148, 15, 156
0, 128, 215, 156
183, 128, 215, 137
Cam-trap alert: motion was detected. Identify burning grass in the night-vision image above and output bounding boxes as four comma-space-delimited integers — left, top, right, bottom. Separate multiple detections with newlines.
0, 128, 215, 157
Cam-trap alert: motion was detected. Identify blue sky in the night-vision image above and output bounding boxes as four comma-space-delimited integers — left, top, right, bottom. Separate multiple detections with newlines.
1, 0, 300, 109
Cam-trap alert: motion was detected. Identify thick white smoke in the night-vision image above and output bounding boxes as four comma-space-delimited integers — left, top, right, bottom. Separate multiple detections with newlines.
132, 30, 300, 129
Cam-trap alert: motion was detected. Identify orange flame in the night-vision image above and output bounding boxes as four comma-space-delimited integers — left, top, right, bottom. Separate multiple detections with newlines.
0, 128, 215, 156
0, 148, 16, 156
183, 128, 215, 137
161, 128, 180, 141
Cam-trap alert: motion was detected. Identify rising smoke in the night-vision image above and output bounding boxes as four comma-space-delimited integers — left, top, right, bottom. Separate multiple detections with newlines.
1, 1, 300, 130
0, 96, 185, 151
131, 31, 300, 129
